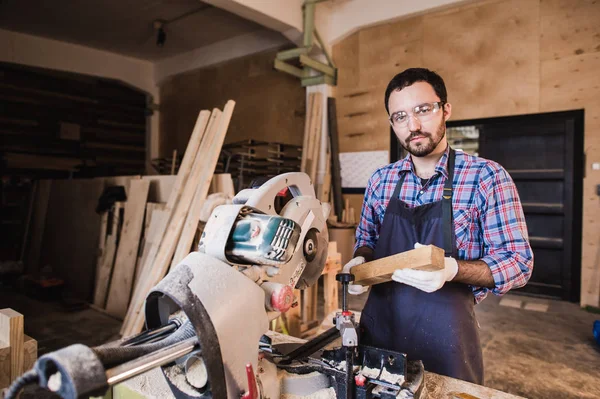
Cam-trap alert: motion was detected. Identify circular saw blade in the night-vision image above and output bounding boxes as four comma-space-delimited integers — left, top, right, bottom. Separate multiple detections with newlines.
295, 229, 329, 290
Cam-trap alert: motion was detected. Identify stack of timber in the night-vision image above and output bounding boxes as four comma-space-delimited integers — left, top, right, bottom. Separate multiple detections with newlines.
300, 94, 349, 226
120, 101, 236, 336
0, 309, 37, 390
0, 62, 148, 178
21, 174, 165, 304
301, 92, 324, 189
21, 168, 233, 324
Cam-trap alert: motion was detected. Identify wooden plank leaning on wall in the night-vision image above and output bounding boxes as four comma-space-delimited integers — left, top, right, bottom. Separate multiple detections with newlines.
122, 101, 236, 337
120, 109, 213, 336
105, 179, 150, 319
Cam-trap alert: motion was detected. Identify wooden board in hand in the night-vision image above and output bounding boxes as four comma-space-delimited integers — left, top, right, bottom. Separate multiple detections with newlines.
352, 245, 445, 286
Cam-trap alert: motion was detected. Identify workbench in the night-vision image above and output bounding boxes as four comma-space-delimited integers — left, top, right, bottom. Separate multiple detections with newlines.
104, 331, 524, 399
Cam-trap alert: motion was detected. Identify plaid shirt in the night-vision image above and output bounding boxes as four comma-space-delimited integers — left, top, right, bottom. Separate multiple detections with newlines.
355, 147, 533, 303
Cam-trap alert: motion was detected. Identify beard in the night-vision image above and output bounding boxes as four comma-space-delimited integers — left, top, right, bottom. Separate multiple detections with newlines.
400, 121, 446, 157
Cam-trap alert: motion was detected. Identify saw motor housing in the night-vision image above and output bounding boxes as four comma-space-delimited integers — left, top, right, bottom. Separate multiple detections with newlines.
198, 172, 330, 309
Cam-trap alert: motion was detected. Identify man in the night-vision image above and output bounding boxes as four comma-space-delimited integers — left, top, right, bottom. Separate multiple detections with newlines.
343, 68, 533, 384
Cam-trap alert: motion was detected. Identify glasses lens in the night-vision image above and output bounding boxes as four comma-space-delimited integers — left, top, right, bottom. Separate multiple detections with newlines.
389, 102, 442, 127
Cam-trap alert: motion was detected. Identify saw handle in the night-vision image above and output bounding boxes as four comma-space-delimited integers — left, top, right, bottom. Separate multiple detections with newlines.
239, 172, 316, 215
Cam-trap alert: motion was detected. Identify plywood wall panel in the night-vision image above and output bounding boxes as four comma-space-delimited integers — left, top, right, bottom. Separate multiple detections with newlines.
334, 32, 360, 89
159, 49, 305, 158
422, 0, 540, 120
540, 0, 600, 61
337, 110, 389, 152
540, 53, 600, 112
335, 88, 381, 116
358, 17, 423, 88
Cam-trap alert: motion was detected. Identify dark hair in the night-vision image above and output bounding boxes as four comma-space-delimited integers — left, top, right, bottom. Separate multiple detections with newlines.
384, 68, 447, 114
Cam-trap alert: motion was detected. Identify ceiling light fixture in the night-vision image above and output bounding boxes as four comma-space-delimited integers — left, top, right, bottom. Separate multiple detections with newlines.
154, 20, 166, 47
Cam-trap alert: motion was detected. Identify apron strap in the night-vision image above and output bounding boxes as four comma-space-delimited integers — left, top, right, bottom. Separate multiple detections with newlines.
443, 148, 456, 257
392, 148, 456, 256
392, 169, 407, 200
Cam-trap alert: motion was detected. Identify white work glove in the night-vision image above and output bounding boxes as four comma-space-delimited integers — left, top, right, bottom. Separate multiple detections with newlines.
342, 256, 369, 295
391, 243, 458, 293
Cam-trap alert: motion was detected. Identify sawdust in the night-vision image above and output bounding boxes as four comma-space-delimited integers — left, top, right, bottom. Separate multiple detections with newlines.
164, 364, 202, 397
360, 366, 405, 386
123, 368, 175, 399
278, 370, 330, 395
281, 387, 337, 399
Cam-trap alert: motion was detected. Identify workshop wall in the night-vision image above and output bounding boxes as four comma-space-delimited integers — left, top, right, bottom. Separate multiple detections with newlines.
332, 0, 600, 307
159, 48, 306, 159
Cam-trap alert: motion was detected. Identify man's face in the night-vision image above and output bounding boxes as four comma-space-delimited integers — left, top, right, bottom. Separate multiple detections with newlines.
387, 81, 451, 157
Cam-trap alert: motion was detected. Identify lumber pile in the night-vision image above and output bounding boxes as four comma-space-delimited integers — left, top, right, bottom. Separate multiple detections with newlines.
301, 92, 324, 191
88, 177, 167, 317
19, 102, 235, 333
0, 309, 37, 390
119, 101, 236, 337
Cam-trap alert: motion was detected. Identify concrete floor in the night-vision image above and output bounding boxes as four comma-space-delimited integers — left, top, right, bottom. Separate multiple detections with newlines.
1, 280, 599, 399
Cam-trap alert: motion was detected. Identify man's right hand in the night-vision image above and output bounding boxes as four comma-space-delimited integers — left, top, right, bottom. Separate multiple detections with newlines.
342, 256, 368, 295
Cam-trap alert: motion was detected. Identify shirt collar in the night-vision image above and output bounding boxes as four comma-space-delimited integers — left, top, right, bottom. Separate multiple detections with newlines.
397, 145, 451, 179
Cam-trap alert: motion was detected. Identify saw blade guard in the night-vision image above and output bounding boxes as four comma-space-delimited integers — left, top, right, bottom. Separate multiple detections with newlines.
199, 172, 330, 290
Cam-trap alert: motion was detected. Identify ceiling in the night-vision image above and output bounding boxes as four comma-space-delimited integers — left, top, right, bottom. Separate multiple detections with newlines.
0, 0, 279, 61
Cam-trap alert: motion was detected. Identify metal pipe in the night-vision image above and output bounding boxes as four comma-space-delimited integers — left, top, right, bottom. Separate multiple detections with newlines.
105, 338, 198, 386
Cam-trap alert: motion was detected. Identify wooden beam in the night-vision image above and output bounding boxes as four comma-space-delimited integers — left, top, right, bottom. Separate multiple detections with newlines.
93, 203, 121, 308
276, 47, 310, 61
301, 74, 336, 87
0, 339, 10, 389
105, 179, 150, 319
171, 108, 230, 267
274, 59, 307, 79
299, 54, 336, 77
307, 92, 323, 183
121, 110, 212, 335
351, 245, 445, 286
135, 208, 167, 288
0, 309, 24, 383
125, 102, 235, 336
23, 334, 37, 372
301, 93, 315, 174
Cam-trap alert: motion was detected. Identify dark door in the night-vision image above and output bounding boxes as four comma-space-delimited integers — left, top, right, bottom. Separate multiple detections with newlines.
391, 110, 585, 301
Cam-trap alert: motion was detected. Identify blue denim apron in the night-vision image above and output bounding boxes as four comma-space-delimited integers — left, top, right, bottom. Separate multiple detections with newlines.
359, 149, 484, 384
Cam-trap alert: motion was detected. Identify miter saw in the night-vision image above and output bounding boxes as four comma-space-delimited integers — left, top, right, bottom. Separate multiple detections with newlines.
5, 172, 424, 399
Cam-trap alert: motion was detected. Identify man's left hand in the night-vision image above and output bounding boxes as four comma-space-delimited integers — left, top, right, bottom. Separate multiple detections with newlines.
391, 243, 459, 293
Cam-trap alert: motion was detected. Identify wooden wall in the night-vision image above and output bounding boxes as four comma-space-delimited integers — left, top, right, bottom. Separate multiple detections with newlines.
332, 0, 600, 307
159, 48, 305, 158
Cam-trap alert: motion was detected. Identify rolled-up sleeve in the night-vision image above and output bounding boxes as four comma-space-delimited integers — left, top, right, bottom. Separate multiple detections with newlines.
475, 164, 534, 301
354, 172, 381, 252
